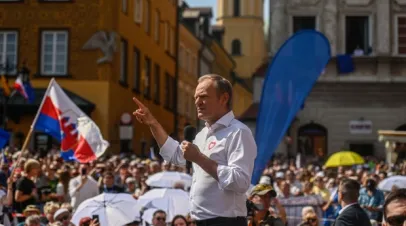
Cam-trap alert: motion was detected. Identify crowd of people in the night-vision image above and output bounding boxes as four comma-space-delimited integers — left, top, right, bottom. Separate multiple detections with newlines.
0, 144, 404, 226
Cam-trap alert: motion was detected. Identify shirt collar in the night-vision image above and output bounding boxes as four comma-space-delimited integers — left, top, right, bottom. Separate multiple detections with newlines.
205, 111, 235, 129
338, 202, 358, 215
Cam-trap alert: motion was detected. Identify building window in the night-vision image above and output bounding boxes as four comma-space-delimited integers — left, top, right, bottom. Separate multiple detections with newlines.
178, 45, 184, 69
145, 0, 151, 34
165, 73, 174, 110
345, 16, 370, 55
178, 87, 184, 115
120, 39, 128, 84
231, 39, 241, 55
134, 0, 142, 23
164, 21, 169, 51
133, 47, 141, 91
0, 31, 18, 75
185, 50, 190, 72
292, 16, 316, 33
192, 55, 197, 76
143, 56, 151, 98
41, 30, 68, 76
122, 0, 128, 13
153, 63, 160, 103
397, 16, 406, 54
233, 0, 240, 17
170, 27, 175, 55
154, 10, 160, 43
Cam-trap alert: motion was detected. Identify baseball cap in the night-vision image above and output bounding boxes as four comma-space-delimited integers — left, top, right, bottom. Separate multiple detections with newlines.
250, 184, 276, 197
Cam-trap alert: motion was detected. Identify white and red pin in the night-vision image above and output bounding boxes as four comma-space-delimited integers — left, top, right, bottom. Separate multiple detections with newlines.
208, 141, 216, 150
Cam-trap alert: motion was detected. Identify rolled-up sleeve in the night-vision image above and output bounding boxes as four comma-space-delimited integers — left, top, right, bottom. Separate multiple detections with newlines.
217, 128, 257, 194
159, 136, 186, 166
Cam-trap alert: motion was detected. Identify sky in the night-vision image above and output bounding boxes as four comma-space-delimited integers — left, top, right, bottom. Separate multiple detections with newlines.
185, 0, 270, 26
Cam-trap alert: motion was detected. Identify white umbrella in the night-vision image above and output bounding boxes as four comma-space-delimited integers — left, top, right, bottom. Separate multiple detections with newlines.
137, 188, 190, 222
146, 171, 192, 188
71, 193, 141, 226
378, 176, 406, 191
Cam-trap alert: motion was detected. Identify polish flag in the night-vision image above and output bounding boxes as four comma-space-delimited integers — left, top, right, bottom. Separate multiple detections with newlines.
32, 78, 109, 162
13, 74, 28, 99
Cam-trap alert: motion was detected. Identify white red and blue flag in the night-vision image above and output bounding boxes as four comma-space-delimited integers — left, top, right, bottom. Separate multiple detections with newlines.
32, 78, 108, 162
13, 74, 35, 103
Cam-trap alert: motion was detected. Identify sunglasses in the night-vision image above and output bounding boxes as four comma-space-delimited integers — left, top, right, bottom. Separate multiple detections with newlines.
156, 217, 166, 221
188, 221, 196, 225
386, 215, 406, 226
58, 215, 70, 221
306, 218, 317, 223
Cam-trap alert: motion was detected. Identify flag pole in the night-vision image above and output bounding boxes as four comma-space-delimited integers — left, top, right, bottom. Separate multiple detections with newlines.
10, 78, 55, 178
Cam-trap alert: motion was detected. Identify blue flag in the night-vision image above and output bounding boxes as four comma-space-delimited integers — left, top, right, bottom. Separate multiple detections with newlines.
252, 30, 331, 184
24, 80, 35, 104
0, 129, 10, 150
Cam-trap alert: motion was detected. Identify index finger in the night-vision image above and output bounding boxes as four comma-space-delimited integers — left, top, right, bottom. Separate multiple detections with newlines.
133, 97, 146, 109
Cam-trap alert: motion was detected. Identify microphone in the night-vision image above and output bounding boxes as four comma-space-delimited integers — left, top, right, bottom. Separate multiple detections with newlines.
183, 125, 197, 174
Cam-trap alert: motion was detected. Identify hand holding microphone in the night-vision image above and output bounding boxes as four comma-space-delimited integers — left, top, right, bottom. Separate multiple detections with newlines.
183, 125, 197, 174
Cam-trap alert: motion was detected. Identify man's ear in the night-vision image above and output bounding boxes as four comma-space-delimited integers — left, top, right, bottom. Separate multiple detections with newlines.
220, 92, 229, 107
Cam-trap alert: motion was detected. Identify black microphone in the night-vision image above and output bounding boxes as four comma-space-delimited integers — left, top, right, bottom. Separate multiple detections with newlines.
183, 125, 197, 174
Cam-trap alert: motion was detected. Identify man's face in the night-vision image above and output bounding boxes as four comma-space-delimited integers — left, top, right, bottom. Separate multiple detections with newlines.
152, 212, 166, 226
194, 79, 228, 122
384, 199, 406, 226
103, 175, 114, 187
251, 193, 271, 210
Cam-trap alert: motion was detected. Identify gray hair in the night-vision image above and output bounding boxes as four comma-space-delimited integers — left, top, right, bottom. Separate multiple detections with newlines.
198, 74, 233, 109
25, 215, 41, 225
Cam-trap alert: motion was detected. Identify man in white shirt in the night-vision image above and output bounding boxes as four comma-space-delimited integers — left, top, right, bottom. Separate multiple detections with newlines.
68, 164, 99, 210
133, 74, 257, 226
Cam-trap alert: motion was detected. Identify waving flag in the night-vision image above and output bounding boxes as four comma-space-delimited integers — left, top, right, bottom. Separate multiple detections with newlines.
33, 78, 108, 162
252, 30, 331, 184
13, 74, 35, 103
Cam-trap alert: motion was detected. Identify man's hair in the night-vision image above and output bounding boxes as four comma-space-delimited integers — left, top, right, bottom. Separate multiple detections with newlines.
25, 214, 41, 225
198, 74, 233, 109
339, 178, 360, 203
383, 188, 406, 220
24, 159, 40, 173
153, 209, 166, 218
103, 171, 114, 178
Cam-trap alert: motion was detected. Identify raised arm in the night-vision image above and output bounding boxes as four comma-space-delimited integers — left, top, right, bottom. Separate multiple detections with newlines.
133, 97, 185, 165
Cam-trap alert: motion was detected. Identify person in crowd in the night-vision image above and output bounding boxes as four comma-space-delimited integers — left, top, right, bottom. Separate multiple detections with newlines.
53, 208, 71, 226
171, 215, 188, 226
382, 188, 406, 226
55, 171, 71, 203
68, 164, 99, 210
186, 214, 196, 226
124, 177, 137, 196
151, 210, 166, 226
24, 215, 42, 226
16, 205, 42, 226
43, 202, 59, 225
99, 171, 124, 194
15, 159, 40, 213
248, 184, 286, 226
133, 74, 257, 226
359, 178, 385, 221
0, 173, 13, 226
299, 206, 319, 226
334, 178, 371, 226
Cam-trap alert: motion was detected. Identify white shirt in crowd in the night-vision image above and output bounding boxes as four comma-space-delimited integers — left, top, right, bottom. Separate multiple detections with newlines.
160, 111, 257, 220
69, 175, 99, 210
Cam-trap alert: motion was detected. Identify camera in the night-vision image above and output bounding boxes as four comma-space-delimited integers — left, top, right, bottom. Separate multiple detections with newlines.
246, 200, 261, 217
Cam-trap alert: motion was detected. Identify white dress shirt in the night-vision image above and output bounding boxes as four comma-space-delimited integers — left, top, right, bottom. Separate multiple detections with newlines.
160, 111, 257, 220
69, 175, 99, 210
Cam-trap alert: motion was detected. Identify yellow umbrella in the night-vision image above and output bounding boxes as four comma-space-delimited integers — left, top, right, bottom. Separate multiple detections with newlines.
324, 150, 365, 168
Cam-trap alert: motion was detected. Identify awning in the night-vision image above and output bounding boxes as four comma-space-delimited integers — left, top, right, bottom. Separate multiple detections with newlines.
1, 88, 95, 123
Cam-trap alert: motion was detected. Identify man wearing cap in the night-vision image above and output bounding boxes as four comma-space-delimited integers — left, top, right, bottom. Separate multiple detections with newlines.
53, 208, 72, 226
248, 184, 286, 226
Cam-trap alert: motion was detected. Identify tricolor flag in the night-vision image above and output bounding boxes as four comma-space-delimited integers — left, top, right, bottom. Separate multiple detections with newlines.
32, 78, 109, 162
13, 74, 35, 103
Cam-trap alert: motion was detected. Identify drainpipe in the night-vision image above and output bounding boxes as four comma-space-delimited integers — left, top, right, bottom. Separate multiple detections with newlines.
174, 3, 180, 138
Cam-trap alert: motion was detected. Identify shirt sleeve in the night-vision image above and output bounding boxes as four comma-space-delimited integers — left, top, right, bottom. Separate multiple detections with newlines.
159, 136, 186, 166
216, 128, 257, 194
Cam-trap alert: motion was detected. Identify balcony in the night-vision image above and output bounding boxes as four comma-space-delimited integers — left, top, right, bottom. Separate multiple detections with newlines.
318, 56, 406, 83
